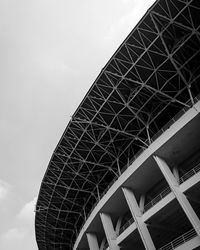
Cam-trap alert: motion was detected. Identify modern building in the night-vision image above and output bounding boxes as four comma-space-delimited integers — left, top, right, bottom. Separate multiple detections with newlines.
35, 0, 200, 249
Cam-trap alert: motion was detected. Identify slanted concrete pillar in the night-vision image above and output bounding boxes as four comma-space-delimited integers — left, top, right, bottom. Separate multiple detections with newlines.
86, 233, 100, 250
154, 156, 200, 236
100, 213, 120, 250
122, 187, 156, 250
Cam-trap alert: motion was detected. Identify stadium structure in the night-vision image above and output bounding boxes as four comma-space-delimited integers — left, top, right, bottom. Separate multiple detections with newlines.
35, 0, 200, 249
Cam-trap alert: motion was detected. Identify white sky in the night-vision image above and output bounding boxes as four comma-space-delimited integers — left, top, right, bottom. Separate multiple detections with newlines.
0, 0, 155, 249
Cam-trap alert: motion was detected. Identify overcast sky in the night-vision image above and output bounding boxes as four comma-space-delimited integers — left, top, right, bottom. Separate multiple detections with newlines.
0, 0, 155, 249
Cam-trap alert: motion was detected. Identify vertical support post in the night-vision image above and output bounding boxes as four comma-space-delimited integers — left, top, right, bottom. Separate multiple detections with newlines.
122, 187, 156, 250
146, 124, 151, 145
154, 156, 200, 236
83, 206, 86, 221
139, 195, 145, 214
115, 216, 122, 236
173, 166, 179, 182
117, 158, 121, 176
86, 233, 100, 250
97, 185, 100, 201
100, 238, 106, 250
100, 213, 120, 250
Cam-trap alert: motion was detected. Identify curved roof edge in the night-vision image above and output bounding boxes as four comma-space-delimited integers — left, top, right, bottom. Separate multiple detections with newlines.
35, 0, 200, 249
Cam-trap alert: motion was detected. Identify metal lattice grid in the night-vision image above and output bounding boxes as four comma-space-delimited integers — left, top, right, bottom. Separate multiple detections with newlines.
35, 0, 200, 249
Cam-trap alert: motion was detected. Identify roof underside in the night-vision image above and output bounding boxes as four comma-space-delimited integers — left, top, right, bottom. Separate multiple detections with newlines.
35, 0, 200, 249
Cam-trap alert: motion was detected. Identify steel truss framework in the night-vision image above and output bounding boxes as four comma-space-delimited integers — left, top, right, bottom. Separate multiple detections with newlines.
35, 0, 200, 249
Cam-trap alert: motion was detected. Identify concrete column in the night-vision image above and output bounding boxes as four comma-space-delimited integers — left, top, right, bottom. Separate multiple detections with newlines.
122, 187, 156, 250
173, 166, 179, 182
100, 213, 120, 250
100, 238, 106, 250
115, 216, 122, 236
154, 156, 200, 236
86, 233, 100, 250
139, 195, 145, 214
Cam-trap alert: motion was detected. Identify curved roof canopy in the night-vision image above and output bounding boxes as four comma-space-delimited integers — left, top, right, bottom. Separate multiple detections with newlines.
35, 0, 200, 249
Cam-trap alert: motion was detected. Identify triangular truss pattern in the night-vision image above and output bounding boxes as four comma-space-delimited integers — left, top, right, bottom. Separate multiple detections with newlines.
35, 0, 200, 249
